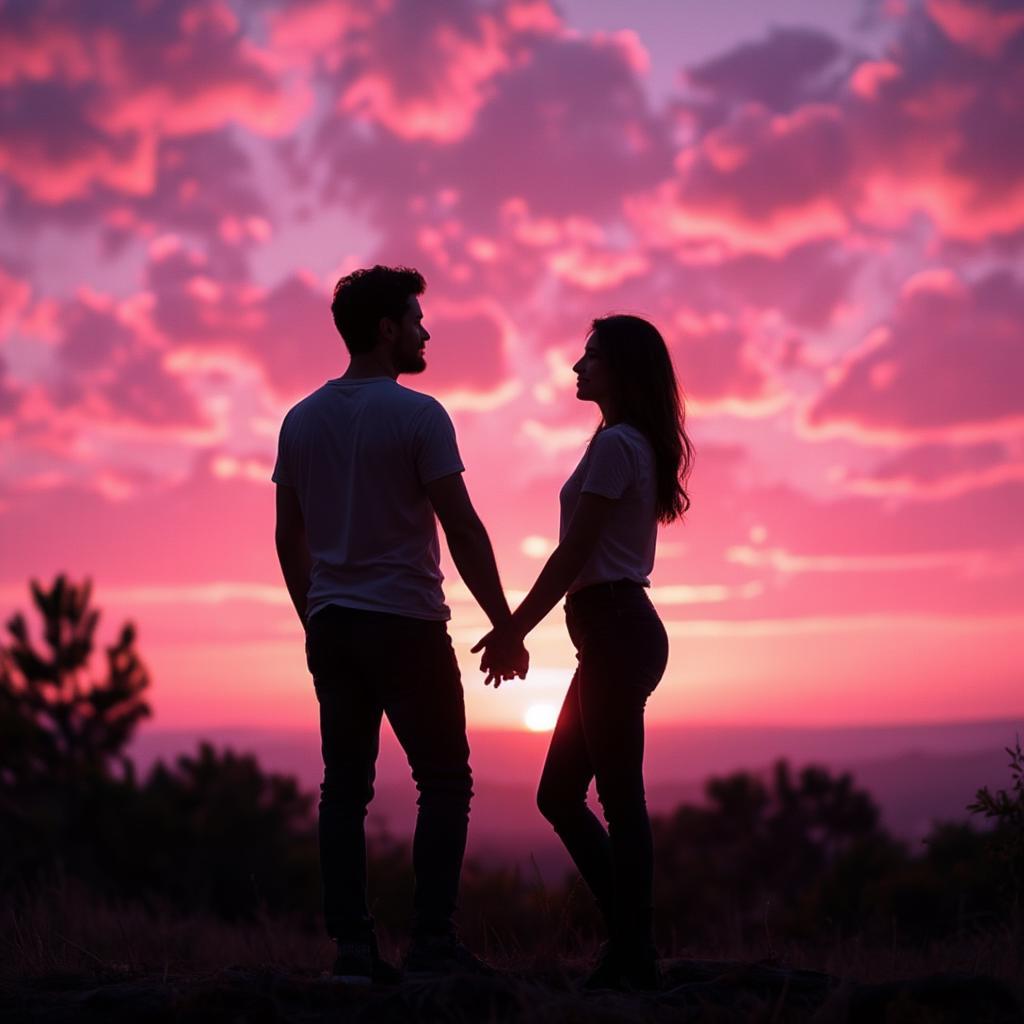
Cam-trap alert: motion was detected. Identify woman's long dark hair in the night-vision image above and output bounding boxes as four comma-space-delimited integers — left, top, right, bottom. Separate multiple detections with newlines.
589, 315, 694, 522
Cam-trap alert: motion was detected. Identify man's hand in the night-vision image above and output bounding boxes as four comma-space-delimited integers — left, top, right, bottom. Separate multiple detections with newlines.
472, 626, 529, 688
275, 484, 312, 625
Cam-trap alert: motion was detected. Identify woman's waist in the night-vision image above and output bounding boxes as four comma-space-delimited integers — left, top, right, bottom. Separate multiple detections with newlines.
561, 536, 655, 595
565, 577, 651, 612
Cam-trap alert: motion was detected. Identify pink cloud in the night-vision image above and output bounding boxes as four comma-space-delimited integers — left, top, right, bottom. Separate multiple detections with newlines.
0, 1, 305, 205
847, 5, 1024, 242
565, 433, 1024, 625
0, 17, 93, 87
849, 59, 901, 100
665, 438, 1022, 560
0, 353, 23, 425
503, 0, 562, 35
548, 246, 649, 291
419, 299, 510, 392
125, 132, 271, 253
806, 269, 1024, 442
502, 199, 602, 248
0, 265, 32, 336
842, 442, 1024, 501
2, 121, 272, 259
268, 0, 380, 56
669, 315, 774, 412
50, 290, 206, 428
145, 246, 341, 398
233, 274, 342, 395
311, 22, 672, 236
595, 29, 650, 76
0, 454, 279, 587
684, 26, 845, 120
631, 5, 1024, 256
712, 241, 860, 330
667, 458, 1024, 620
926, 0, 1024, 58
628, 103, 851, 257
0, 82, 160, 203
152, 254, 517, 404
498, 198, 649, 291
276, 0, 560, 144
338, 21, 509, 143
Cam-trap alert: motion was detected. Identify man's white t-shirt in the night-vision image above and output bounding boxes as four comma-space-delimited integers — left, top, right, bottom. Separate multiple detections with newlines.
272, 377, 464, 622
559, 424, 658, 595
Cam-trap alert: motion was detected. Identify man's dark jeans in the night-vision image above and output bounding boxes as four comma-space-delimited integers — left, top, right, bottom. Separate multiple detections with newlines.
305, 604, 473, 943
536, 581, 668, 949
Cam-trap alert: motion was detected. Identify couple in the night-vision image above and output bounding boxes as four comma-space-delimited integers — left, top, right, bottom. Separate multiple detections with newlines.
273, 265, 693, 990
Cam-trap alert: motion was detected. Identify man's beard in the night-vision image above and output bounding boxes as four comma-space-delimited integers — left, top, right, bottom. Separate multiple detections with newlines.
397, 351, 426, 374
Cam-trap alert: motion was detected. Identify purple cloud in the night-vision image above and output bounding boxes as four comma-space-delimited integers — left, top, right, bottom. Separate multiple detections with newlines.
52, 294, 204, 427
807, 269, 1024, 440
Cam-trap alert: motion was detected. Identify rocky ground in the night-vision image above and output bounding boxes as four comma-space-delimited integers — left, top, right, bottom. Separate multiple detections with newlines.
2, 958, 1020, 1023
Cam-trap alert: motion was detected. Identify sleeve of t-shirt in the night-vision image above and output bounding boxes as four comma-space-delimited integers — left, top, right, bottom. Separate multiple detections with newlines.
413, 400, 465, 484
271, 409, 294, 486
579, 429, 634, 499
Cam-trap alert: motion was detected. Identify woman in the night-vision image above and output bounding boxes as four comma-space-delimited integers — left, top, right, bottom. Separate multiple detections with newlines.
474, 314, 694, 989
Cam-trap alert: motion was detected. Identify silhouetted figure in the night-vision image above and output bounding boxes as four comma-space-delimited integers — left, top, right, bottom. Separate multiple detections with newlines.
273, 266, 526, 984
475, 315, 693, 990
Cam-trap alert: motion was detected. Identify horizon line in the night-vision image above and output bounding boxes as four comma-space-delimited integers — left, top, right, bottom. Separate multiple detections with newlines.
133, 713, 1024, 737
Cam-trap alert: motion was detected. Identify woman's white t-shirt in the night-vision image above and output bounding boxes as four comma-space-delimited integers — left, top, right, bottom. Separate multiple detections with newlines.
558, 423, 658, 595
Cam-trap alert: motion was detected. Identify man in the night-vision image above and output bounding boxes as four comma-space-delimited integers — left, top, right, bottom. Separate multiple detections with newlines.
273, 265, 527, 983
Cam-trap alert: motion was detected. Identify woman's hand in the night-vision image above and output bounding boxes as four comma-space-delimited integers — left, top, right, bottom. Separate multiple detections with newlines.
472, 625, 529, 687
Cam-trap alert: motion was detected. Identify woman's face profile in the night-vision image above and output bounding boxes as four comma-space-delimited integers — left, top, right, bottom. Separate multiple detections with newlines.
572, 334, 612, 405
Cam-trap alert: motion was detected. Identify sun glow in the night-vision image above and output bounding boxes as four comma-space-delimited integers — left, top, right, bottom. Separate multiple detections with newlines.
523, 703, 558, 732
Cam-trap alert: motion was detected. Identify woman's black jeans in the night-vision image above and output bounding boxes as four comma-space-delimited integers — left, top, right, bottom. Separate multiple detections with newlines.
537, 581, 668, 950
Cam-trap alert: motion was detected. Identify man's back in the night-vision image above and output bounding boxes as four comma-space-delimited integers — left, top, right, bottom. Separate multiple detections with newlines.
272, 376, 463, 622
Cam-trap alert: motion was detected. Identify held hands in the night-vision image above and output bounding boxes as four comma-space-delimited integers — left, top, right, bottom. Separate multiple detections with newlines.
471, 623, 529, 688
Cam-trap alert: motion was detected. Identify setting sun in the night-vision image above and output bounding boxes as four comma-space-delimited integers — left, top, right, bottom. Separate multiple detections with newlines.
523, 704, 559, 732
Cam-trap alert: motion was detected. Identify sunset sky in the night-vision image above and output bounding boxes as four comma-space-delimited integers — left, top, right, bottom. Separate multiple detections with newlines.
1, 0, 1022, 736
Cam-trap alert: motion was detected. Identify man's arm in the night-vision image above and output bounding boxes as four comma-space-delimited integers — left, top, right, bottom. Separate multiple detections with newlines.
426, 472, 513, 630
275, 484, 313, 626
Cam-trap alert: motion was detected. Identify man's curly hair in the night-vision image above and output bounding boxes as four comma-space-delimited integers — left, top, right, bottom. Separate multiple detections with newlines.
330, 265, 426, 354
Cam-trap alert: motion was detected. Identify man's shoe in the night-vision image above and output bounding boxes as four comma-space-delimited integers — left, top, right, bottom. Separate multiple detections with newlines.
404, 934, 494, 978
582, 942, 622, 990
331, 941, 403, 986
583, 942, 660, 991
619, 951, 661, 991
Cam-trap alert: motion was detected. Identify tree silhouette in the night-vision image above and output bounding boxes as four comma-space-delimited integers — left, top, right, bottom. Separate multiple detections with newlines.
0, 576, 151, 793
968, 736, 1024, 931
651, 760, 887, 944
133, 743, 319, 918
969, 736, 1024, 842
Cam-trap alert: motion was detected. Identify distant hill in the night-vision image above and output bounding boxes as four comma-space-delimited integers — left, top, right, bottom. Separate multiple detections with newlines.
131, 718, 1021, 879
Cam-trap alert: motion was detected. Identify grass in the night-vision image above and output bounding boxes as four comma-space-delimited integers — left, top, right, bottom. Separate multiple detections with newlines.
3, 876, 1021, 986
3, 877, 329, 980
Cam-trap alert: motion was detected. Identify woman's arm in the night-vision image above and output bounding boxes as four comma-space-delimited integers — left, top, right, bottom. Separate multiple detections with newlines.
509, 491, 615, 636
473, 492, 615, 678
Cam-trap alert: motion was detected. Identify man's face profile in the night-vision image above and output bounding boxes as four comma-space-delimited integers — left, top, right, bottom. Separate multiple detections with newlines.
392, 296, 429, 375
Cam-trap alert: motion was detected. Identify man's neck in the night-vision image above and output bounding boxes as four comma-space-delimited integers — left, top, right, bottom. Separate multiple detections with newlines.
341, 352, 398, 380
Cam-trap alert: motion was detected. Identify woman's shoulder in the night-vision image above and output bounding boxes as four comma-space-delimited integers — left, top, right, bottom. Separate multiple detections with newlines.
588, 425, 654, 483
598, 423, 652, 456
